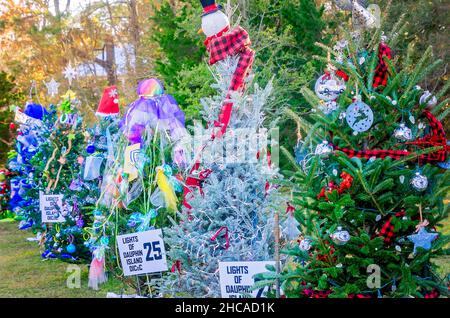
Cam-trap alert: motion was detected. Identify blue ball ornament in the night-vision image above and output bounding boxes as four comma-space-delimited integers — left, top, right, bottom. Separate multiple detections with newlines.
66, 243, 76, 254
86, 145, 96, 154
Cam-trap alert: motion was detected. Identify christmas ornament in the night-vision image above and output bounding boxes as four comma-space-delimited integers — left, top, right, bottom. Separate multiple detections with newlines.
63, 63, 78, 85
419, 91, 437, 109
156, 166, 178, 212
410, 172, 428, 192
345, 100, 374, 132
315, 141, 333, 156
407, 227, 438, 254
352, 0, 377, 29
299, 238, 312, 251
318, 100, 338, 115
393, 123, 413, 141
437, 141, 450, 169
45, 78, 60, 97
66, 243, 76, 254
96, 86, 120, 116
330, 227, 350, 245
314, 73, 346, 101
86, 144, 96, 154
282, 202, 300, 240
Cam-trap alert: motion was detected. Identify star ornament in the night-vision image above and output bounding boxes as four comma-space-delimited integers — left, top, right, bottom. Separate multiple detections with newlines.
63, 62, 78, 85
45, 78, 60, 97
408, 228, 438, 254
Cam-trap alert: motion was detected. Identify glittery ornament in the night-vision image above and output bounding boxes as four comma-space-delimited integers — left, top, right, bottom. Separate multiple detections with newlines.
330, 227, 351, 245
410, 172, 428, 192
419, 91, 437, 109
299, 238, 312, 251
345, 100, 373, 132
315, 73, 346, 101
407, 227, 438, 254
393, 123, 413, 141
315, 141, 334, 156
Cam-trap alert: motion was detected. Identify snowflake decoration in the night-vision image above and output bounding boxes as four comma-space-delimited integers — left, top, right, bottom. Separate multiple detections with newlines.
63, 62, 78, 85
109, 88, 118, 98
45, 78, 60, 97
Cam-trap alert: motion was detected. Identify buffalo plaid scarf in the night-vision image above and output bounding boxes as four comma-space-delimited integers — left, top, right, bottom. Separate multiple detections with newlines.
206, 26, 255, 92
332, 110, 448, 164
373, 42, 392, 89
206, 26, 255, 137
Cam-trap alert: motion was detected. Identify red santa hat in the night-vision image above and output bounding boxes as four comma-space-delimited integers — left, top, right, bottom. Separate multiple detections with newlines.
96, 86, 120, 116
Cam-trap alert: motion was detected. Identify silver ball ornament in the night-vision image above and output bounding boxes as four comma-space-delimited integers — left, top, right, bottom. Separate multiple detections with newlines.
419, 91, 437, 109
330, 227, 351, 245
410, 172, 428, 192
315, 141, 334, 156
299, 238, 312, 251
393, 123, 413, 141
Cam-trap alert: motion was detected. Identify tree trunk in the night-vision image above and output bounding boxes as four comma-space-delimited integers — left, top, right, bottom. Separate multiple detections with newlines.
104, 35, 117, 85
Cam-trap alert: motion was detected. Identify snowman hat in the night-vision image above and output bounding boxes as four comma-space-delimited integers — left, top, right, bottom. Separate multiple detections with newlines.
96, 86, 120, 116
200, 0, 223, 16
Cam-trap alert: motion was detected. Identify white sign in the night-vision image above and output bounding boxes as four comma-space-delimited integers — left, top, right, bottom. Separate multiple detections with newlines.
15, 109, 42, 127
117, 229, 168, 276
219, 261, 275, 298
39, 192, 65, 223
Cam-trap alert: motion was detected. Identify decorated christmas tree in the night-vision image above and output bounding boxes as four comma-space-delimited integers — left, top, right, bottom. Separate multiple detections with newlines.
161, 1, 282, 298
266, 6, 450, 298
86, 79, 187, 291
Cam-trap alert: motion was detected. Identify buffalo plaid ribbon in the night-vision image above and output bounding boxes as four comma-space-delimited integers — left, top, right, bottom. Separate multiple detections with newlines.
332, 110, 448, 164
373, 42, 392, 89
378, 210, 405, 244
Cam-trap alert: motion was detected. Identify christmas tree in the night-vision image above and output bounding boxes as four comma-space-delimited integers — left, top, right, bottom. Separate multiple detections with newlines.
86, 79, 187, 291
161, 2, 282, 298
265, 8, 450, 298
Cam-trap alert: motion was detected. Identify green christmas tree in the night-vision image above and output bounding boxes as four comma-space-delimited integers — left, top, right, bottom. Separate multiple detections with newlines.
264, 14, 449, 298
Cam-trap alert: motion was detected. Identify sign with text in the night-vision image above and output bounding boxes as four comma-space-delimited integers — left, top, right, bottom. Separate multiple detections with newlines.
219, 261, 275, 298
117, 229, 168, 276
15, 109, 42, 127
39, 192, 65, 223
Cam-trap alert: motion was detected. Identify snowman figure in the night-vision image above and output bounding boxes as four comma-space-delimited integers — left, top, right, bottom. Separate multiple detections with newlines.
200, 0, 230, 38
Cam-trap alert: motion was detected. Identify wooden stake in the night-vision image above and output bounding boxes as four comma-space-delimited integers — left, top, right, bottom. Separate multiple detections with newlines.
274, 211, 281, 298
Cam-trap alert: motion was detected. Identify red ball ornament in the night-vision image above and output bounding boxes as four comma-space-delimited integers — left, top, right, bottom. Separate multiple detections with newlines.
9, 122, 16, 130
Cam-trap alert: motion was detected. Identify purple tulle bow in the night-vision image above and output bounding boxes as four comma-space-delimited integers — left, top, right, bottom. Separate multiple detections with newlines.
121, 94, 186, 144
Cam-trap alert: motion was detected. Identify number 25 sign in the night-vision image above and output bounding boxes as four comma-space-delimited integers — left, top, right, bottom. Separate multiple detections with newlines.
117, 229, 168, 276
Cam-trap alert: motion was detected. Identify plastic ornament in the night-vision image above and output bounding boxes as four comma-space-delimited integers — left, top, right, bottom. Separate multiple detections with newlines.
315, 73, 346, 101
393, 123, 413, 141
330, 227, 351, 245
127, 212, 145, 228
45, 78, 60, 97
63, 62, 78, 85
410, 172, 428, 192
9, 122, 16, 130
299, 238, 312, 251
315, 141, 333, 156
345, 100, 374, 132
66, 244, 76, 254
419, 91, 437, 109
86, 144, 96, 154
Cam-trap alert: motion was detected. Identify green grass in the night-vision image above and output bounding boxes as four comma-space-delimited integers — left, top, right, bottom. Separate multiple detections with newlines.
0, 222, 129, 297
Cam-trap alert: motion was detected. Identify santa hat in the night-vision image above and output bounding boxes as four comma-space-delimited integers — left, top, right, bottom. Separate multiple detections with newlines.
200, 0, 223, 16
96, 86, 120, 116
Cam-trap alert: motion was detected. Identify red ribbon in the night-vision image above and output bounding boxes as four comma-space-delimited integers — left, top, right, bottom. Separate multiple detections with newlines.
171, 260, 182, 274
210, 226, 230, 249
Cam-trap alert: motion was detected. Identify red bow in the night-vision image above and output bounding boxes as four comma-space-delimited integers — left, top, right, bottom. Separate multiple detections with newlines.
171, 260, 182, 274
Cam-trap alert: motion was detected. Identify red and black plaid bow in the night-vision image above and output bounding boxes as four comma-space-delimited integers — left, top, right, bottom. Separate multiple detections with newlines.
332, 110, 448, 164
377, 210, 405, 244
373, 42, 392, 89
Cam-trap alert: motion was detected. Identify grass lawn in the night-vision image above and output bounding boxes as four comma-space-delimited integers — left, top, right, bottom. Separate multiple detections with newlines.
0, 221, 129, 297
0, 214, 448, 297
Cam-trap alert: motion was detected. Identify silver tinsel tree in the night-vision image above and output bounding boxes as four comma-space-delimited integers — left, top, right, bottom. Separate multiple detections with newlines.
162, 56, 283, 297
